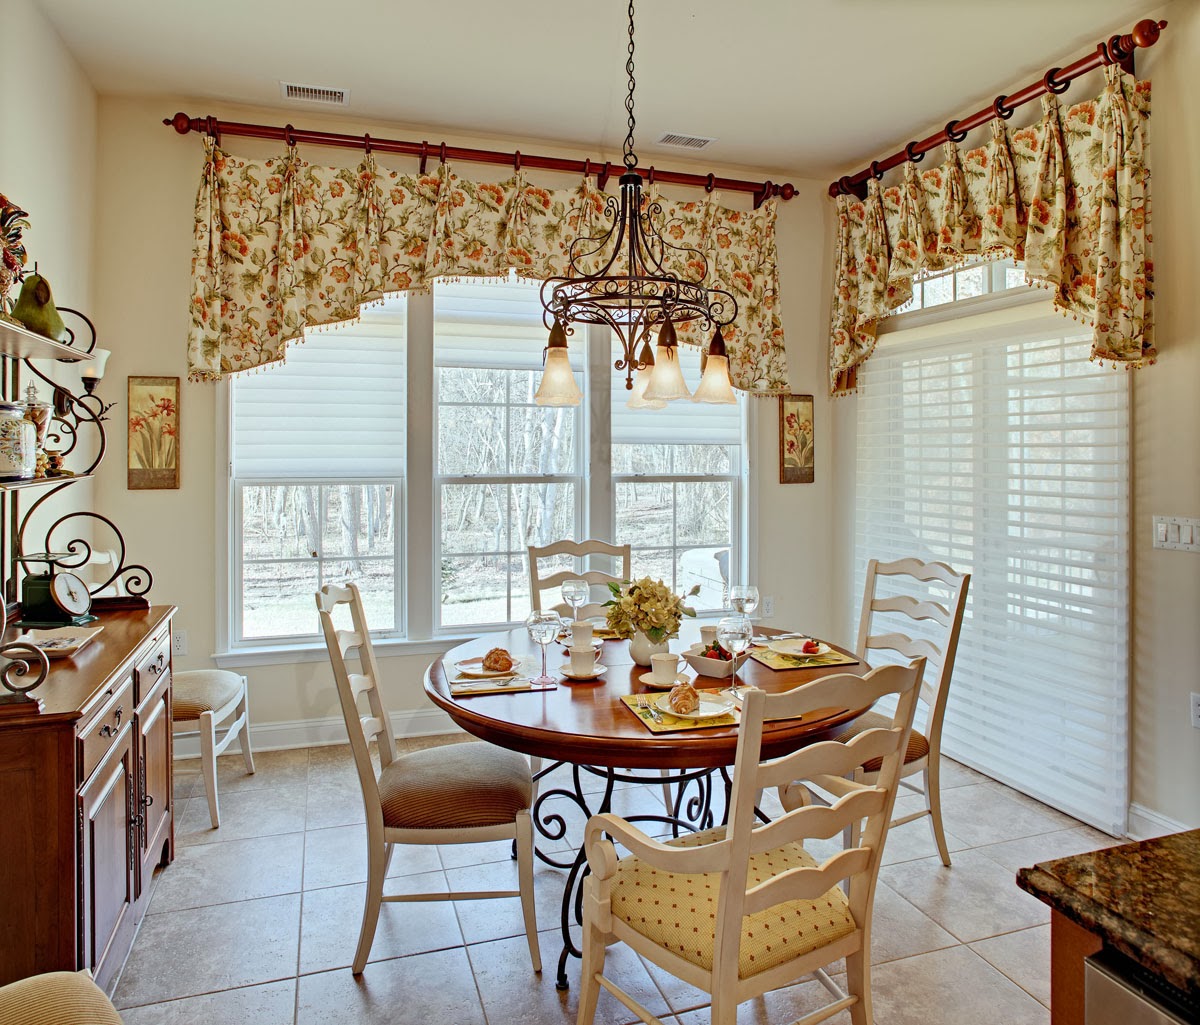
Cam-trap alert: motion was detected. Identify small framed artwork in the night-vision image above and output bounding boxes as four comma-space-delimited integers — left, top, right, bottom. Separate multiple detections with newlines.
779, 394, 814, 484
127, 376, 180, 490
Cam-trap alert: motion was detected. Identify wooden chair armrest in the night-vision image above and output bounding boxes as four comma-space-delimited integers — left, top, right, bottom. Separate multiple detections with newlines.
584, 813, 728, 879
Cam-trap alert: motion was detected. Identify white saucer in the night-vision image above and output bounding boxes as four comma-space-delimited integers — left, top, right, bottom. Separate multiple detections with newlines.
560, 662, 607, 681
638, 671, 691, 690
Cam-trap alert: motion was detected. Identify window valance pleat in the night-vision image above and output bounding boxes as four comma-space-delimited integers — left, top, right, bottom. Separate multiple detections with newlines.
828, 66, 1153, 395
187, 143, 788, 394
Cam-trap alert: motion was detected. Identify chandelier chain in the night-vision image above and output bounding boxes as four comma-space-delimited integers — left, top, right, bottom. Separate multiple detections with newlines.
623, 0, 637, 170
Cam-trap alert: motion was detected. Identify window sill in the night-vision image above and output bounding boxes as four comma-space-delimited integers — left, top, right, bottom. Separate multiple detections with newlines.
213, 633, 485, 669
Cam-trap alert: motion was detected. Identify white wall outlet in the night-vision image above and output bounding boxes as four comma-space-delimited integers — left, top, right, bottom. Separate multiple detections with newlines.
172, 629, 188, 657
1191, 692, 1200, 730
762, 596, 775, 619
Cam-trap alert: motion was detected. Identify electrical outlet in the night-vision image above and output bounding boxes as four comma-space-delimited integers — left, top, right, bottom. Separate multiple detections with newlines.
762, 596, 775, 619
172, 629, 188, 657
1191, 692, 1200, 730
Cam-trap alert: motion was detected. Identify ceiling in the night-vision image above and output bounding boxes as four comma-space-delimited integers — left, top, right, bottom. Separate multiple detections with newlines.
38, 0, 1155, 180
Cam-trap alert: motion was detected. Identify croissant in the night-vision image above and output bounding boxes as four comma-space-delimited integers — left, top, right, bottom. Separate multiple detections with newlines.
667, 680, 700, 715
481, 647, 515, 672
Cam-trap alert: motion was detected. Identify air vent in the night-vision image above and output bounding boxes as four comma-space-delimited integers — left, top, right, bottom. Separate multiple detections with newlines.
279, 82, 350, 106
655, 132, 715, 150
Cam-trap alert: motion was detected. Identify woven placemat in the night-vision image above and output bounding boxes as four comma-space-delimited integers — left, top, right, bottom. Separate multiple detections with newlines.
620, 691, 738, 733
748, 647, 859, 671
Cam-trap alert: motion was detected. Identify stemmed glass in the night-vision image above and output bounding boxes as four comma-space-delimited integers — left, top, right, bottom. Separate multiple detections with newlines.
525, 610, 561, 685
560, 578, 590, 621
716, 615, 753, 664
729, 584, 760, 618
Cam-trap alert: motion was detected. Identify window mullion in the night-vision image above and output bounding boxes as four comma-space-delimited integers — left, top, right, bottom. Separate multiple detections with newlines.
587, 324, 613, 551
406, 288, 436, 640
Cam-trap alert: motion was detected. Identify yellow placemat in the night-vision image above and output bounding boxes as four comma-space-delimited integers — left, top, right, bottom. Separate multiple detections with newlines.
450, 679, 558, 697
748, 647, 860, 671
620, 691, 738, 733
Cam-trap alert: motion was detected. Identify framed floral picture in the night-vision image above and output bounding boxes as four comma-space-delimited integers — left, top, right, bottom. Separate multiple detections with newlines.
128, 376, 180, 489
779, 394, 814, 484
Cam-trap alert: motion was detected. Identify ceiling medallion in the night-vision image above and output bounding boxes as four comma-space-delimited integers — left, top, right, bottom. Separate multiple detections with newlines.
535, 0, 738, 408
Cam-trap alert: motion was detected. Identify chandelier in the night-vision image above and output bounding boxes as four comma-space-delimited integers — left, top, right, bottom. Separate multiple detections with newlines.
535, 0, 738, 409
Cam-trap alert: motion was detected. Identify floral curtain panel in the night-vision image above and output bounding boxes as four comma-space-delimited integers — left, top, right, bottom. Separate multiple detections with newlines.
188, 141, 788, 393
828, 66, 1153, 395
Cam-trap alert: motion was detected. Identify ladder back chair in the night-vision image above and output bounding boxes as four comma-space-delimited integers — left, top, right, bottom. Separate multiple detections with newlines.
849, 557, 970, 866
171, 670, 254, 828
528, 539, 631, 620
577, 660, 925, 1025
316, 582, 541, 975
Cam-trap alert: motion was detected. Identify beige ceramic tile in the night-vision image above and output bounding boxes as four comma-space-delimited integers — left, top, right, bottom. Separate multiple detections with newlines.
879, 807, 969, 867
118, 979, 296, 1025
938, 757, 990, 789
868, 880, 958, 964
446, 858, 566, 946
216, 747, 309, 792
150, 832, 304, 913
870, 945, 1048, 1025
298, 873, 463, 973
436, 837, 521, 870
114, 894, 301, 1008
930, 783, 1076, 848
975, 825, 1121, 875
971, 924, 1052, 1007
176, 785, 308, 846
302, 823, 443, 891
671, 975, 854, 1025
295, 948, 485, 1025
880, 850, 1048, 943
305, 777, 367, 830
172, 768, 198, 803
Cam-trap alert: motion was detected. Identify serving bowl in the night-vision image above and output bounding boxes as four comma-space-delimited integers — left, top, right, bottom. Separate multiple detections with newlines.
682, 643, 750, 679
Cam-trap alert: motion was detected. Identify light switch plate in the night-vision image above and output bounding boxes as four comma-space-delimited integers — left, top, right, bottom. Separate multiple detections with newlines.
1152, 515, 1200, 552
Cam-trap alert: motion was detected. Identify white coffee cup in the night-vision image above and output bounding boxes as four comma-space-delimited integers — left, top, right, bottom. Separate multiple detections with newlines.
699, 625, 718, 647
650, 652, 682, 685
570, 621, 594, 647
570, 647, 598, 675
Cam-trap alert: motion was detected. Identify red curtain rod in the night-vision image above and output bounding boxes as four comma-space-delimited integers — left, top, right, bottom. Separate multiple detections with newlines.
164, 112, 797, 208
828, 17, 1167, 199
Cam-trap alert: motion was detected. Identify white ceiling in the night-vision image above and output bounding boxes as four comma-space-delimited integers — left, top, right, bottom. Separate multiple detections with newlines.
38, 0, 1154, 180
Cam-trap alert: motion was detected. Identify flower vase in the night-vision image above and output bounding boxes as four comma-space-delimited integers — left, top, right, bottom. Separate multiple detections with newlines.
628, 630, 669, 667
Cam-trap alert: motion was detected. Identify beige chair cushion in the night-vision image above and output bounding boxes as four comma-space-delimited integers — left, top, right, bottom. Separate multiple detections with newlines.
377, 741, 532, 830
610, 827, 856, 979
0, 971, 123, 1025
845, 710, 930, 772
172, 670, 243, 722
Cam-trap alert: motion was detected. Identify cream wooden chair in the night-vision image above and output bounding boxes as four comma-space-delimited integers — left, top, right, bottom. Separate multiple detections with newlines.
316, 582, 541, 976
528, 538, 631, 620
577, 660, 925, 1025
171, 669, 254, 828
844, 557, 970, 866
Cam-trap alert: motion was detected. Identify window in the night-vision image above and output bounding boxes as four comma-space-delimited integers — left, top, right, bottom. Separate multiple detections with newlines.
226, 278, 750, 648
894, 257, 1027, 315
855, 307, 1130, 833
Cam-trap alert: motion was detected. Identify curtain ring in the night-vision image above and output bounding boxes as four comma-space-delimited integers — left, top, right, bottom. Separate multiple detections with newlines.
363, 133, 372, 155
438, 142, 446, 165
419, 141, 429, 174
992, 94, 1014, 120
1043, 67, 1070, 94
598, 161, 611, 190
870, 160, 884, 181
206, 115, 221, 146
905, 141, 925, 164
944, 119, 968, 143
583, 158, 591, 178
705, 173, 715, 193
514, 150, 521, 172
284, 123, 296, 147
648, 166, 655, 185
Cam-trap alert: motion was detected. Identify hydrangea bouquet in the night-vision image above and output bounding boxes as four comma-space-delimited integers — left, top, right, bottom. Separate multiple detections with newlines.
603, 577, 700, 642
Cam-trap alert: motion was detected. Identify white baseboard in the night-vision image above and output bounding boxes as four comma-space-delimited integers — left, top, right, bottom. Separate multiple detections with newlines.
174, 706, 460, 760
1126, 802, 1192, 840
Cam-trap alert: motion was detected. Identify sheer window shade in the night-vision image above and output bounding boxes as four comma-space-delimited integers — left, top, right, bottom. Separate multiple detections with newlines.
231, 297, 407, 478
855, 317, 1129, 834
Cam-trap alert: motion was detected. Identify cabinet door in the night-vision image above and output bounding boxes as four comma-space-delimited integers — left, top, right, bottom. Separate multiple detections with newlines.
78, 728, 136, 983
138, 676, 173, 887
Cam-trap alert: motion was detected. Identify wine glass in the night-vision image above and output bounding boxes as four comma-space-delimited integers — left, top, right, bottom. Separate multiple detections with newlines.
716, 615, 753, 663
525, 610, 561, 684
729, 584, 760, 618
560, 578, 590, 621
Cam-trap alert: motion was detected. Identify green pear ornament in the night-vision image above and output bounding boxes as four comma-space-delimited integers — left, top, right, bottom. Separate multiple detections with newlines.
11, 273, 67, 342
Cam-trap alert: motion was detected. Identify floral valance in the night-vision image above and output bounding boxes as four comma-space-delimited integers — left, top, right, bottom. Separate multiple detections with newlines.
829, 66, 1153, 395
187, 141, 788, 393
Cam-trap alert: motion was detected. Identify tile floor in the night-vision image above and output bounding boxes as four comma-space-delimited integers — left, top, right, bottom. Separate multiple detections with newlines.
113, 739, 1120, 1025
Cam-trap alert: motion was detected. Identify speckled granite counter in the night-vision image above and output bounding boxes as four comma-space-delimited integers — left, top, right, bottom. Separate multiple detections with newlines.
1017, 828, 1200, 1000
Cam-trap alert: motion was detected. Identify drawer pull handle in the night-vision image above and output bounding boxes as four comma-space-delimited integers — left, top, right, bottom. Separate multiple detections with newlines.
142, 794, 154, 808
98, 706, 124, 737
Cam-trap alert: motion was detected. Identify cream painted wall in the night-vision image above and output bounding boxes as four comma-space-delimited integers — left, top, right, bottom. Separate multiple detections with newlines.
89, 95, 835, 738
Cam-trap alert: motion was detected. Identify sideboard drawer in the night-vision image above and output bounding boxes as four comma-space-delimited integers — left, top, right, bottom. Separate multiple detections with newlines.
134, 634, 171, 705
78, 676, 134, 783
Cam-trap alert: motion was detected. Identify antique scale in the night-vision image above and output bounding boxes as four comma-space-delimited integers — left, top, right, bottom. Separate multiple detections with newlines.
17, 552, 95, 627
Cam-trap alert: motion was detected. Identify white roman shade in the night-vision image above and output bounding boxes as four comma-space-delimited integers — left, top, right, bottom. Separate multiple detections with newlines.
855, 313, 1130, 834
230, 298, 407, 479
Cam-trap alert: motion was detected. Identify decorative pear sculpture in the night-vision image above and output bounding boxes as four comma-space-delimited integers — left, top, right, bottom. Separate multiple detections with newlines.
11, 273, 67, 342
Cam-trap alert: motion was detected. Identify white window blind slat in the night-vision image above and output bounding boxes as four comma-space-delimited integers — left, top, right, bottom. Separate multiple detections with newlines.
855, 317, 1129, 834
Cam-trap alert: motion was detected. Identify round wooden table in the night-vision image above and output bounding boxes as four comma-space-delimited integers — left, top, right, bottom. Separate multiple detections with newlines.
423, 622, 868, 988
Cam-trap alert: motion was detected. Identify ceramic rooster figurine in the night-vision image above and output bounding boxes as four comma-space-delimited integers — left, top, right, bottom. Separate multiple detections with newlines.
0, 194, 30, 317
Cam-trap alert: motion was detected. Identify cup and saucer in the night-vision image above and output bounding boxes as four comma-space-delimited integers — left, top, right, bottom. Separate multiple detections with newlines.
560, 645, 607, 681
638, 652, 691, 690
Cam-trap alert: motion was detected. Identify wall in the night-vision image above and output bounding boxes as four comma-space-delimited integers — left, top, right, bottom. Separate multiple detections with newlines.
89, 95, 836, 743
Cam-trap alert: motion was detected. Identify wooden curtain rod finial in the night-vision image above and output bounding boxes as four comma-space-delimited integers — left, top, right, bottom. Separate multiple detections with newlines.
166, 112, 192, 134
1131, 18, 1167, 48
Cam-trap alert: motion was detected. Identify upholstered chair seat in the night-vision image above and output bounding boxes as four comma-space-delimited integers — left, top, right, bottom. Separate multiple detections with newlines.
172, 669, 243, 721
848, 710, 932, 771
0, 971, 123, 1025
171, 669, 254, 828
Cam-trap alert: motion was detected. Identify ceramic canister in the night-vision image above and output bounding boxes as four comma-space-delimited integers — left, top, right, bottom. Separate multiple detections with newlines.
0, 401, 36, 480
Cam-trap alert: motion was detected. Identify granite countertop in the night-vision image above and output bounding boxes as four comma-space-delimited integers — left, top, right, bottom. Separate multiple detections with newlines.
1017, 828, 1199, 998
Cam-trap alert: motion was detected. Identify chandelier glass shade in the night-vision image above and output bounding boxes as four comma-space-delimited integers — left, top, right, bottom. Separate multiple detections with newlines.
535, 0, 738, 408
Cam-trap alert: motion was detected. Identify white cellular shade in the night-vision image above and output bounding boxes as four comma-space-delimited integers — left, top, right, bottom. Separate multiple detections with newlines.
231, 298, 406, 479
855, 318, 1129, 834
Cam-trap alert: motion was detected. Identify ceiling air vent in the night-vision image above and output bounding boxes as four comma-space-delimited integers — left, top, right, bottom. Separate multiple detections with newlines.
279, 82, 350, 107
655, 132, 715, 150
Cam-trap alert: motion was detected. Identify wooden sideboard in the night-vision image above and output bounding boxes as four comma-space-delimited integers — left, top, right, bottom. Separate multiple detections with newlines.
0, 605, 176, 993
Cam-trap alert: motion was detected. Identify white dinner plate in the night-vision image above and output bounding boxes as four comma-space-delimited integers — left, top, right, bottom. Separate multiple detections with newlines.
765, 639, 832, 658
559, 662, 607, 681
652, 692, 736, 720
454, 656, 521, 679
638, 670, 691, 690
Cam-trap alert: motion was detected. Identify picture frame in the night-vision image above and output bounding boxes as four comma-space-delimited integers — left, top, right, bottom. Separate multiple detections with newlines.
779, 394, 814, 484
127, 376, 180, 490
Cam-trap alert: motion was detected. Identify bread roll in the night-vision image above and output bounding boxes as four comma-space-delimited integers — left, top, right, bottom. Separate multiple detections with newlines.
667, 680, 700, 715
481, 647, 515, 672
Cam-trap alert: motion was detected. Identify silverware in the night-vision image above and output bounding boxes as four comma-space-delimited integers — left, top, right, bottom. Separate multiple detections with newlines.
644, 695, 665, 724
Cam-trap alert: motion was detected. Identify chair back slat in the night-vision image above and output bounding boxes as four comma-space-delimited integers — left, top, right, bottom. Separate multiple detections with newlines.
528, 539, 631, 619
747, 788, 886, 852
360, 715, 384, 742
869, 593, 950, 627
743, 848, 873, 916
756, 733, 896, 797
865, 631, 942, 664
348, 673, 373, 703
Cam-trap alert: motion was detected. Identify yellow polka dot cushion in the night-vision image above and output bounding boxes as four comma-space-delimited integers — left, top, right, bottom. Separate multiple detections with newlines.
609, 827, 856, 979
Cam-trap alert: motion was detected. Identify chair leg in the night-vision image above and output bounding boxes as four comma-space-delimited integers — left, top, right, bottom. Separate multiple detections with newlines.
659, 769, 673, 817
353, 836, 387, 975
515, 812, 542, 973
575, 911, 606, 1025
710, 989, 739, 1025
846, 948, 872, 1025
925, 762, 951, 867
237, 678, 255, 775
198, 710, 220, 828
530, 755, 542, 802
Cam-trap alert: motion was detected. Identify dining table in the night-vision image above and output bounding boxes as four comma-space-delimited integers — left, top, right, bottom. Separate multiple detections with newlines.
423, 621, 870, 989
